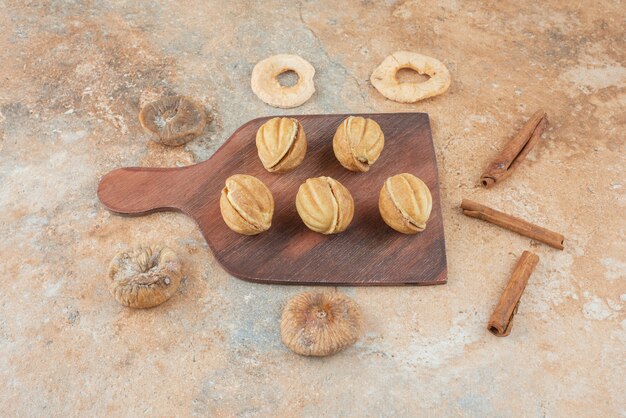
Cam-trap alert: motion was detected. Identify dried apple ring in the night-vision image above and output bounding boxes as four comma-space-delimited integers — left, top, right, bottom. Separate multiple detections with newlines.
370, 51, 451, 103
251, 54, 315, 108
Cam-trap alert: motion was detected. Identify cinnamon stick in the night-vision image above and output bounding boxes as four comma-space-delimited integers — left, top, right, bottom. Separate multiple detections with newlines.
461, 199, 564, 250
481, 110, 547, 188
488, 251, 539, 336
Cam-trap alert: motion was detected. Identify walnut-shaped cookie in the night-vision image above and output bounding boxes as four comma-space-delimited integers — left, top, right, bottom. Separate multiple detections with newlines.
379, 173, 432, 234
256, 117, 307, 173
295, 176, 354, 234
108, 245, 182, 309
333, 116, 385, 172
220, 174, 274, 235
281, 291, 363, 357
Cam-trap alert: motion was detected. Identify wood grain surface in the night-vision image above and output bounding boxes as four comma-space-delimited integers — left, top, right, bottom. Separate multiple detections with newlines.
98, 113, 447, 285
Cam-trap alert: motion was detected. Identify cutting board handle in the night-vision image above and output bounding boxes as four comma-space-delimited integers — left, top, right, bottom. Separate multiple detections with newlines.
97, 166, 201, 215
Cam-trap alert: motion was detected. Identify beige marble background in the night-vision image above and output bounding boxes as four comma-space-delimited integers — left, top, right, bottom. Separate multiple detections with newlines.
0, 0, 624, 416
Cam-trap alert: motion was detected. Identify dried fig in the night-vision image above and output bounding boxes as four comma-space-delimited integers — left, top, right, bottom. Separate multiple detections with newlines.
256, 117, 307, 173
281, 291, 363, 357
108, 245, 182, 309
295, 176, 354, 234
379, 173, 432, 234
220, 174, 274, 235
139, 96, 207, 146
333, 116, 385, 172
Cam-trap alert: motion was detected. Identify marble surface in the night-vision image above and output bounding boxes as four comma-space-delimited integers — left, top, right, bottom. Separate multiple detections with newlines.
0, 1, 624, 416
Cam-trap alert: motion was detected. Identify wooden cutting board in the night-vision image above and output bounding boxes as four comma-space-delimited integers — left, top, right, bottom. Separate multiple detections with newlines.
98, 113, 447, 286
